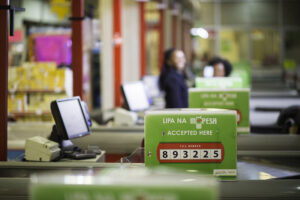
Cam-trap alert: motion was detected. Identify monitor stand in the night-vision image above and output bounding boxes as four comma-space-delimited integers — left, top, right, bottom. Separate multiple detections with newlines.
49, 125, 96, 160
49, 125, 79, 152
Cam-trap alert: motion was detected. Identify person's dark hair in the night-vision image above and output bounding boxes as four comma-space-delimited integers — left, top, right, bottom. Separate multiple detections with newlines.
163, 48, 176, 67
159, 48, 177, 90
208, 57, 232, 77
208, 57, 223, 67
222, 59, 232, 77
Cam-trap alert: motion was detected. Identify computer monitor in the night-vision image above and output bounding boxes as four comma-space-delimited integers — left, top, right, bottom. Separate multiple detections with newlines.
50, 97, 90, 149
121, 81, 150, 112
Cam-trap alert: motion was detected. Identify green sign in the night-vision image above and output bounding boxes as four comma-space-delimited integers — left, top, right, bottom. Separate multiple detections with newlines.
230, 70, 250, 88
231, 61, 252, 88
31, 168, 218, 200
189, 88, 250, 134
195, 77, 244, 89
284, 59, 296, 70
145, 109, 237, 178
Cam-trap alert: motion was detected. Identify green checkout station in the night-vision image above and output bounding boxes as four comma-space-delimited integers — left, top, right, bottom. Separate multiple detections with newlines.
2, 79, 300, 200
189, 88, 250, 134
145, 109, 237, 178
31, 168, 218, 200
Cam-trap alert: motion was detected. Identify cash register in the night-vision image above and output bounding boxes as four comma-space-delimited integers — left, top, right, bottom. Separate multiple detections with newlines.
118, 81, 151, 125
49, 97, 98, 159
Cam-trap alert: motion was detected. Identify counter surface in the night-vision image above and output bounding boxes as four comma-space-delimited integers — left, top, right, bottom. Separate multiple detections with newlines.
0, 160, 299, 200
8, 122, 300, 156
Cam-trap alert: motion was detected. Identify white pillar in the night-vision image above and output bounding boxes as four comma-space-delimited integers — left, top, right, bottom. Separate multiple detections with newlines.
99, 0, 114, 109
122, 0, 140, 82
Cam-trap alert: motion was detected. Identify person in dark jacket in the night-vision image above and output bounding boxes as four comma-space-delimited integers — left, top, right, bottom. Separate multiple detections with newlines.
159, 48, 188, 108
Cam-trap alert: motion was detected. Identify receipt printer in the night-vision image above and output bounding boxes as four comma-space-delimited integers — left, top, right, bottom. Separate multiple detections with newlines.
25, 136, 61, 161
114, 108, 138, 126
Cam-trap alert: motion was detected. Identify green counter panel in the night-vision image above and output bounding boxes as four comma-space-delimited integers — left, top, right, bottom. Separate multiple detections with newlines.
31, 168, 218, 200
145, 109, 237, 177
195, 77, 244, 89
189, 88, 250, 134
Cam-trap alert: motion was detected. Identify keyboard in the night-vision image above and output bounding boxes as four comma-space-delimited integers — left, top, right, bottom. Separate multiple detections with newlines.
63, 150, 97, 160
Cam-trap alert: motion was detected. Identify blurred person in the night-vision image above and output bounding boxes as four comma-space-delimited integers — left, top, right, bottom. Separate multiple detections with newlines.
208, 57, 232, 77
159, 48, 188, 108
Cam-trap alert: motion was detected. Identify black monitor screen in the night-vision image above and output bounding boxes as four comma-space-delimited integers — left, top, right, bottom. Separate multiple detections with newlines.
51, 97, 90, 140
121, 81, 150, 112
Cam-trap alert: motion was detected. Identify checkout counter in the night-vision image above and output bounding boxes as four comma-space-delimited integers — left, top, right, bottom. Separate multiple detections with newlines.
8, 122, 300, 158
250, 77, 300, 133
3, 82, 300, 199
250, 97, 300, 133
8, 122, 144, 159
5, 121, 300, 199
0, 159, 300, 199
